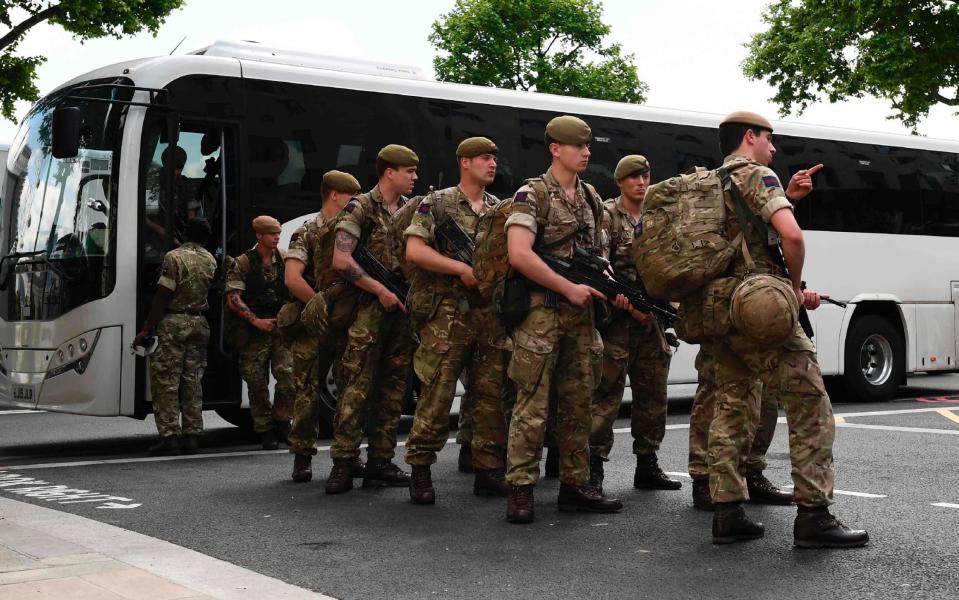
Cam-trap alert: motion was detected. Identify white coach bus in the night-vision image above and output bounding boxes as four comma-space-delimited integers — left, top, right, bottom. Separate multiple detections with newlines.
1, 40, 957, 430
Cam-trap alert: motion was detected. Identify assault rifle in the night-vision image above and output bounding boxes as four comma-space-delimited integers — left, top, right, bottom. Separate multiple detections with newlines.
352, 245, 409, 305
535, 247, 679, 324
435, 217, 474, 265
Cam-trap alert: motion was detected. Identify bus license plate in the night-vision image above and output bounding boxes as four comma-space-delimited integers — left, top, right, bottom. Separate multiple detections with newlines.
12, 385, 34, 402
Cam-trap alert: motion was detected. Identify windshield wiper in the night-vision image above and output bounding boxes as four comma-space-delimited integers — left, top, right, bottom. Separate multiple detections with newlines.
0, 250, 73, 291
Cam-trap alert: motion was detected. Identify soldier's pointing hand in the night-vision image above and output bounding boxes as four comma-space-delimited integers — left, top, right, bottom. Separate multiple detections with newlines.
786, 163, 824, 202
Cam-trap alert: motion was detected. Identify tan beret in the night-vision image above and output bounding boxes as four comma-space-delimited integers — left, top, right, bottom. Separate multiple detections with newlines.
252, 215, 282, 234
720, 111, 773, 132
456, 136, 498, 158
377, 144, 419, 167
322, 170, 361, 194
546, 115, 592, 145
614, 155, 650, 181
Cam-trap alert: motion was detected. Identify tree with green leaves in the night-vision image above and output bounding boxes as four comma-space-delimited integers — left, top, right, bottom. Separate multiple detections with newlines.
743, 0, 959, 129
429, 0, 647, 104
0, 0, 185, 122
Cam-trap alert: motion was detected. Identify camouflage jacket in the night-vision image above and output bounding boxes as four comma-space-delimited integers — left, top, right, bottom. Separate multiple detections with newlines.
722, 154, 793, 278
225, 245, 287, 317
335, 185, 407, 272
601, 196, 642, 285
404, 185, 499, 299
286, 212, 340, 291
504, 168, 602, 259
157, 242, 216, 312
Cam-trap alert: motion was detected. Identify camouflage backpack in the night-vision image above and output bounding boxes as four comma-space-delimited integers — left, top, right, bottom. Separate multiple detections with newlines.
633, 164, 748, 301
473, 178, 603, 306
390, 195, 434, 329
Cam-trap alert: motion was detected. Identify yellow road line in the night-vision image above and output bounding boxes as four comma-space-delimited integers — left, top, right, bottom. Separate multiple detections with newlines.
834, 415, 846, 424
937, 409, 959, 426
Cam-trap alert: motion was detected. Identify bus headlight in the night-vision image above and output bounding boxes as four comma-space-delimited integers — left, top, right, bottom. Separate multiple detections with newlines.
47, 330, 101, 379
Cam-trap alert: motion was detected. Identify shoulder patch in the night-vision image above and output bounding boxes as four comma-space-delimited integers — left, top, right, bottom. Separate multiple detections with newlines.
417, 202, 431, 214
343, 201, 357, 213
514, 191, 528, 203
289, 232, 300, 244
762, 175, 781, 189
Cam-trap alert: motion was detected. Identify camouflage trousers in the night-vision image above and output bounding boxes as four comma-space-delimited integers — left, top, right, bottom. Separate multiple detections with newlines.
330, 301, 414, 461
590, 314, 672, 461
406, 301, 511, 470
687, 345, 778, 478
454, 386, 475, 446
238, 328, 294, 433
149, 314, 208, 437
708, 321, 835, 507
287, 326, 346, 456
506, 292, 603, 487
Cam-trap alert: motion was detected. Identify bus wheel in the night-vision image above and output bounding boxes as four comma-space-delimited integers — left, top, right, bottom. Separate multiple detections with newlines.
214, 407, 255, 432
317, 367, 337, 439
843, 314, 904, 402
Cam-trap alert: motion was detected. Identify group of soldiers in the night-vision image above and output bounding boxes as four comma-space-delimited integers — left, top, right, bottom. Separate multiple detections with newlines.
132, 111, 869, 548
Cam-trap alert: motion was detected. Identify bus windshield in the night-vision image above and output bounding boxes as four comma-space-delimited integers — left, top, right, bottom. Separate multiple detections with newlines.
1, 81, 130, 321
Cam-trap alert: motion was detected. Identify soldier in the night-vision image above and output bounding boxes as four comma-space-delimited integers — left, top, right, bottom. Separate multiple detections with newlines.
285, 170, 362, 482
687, 345, 793, 510
589, 155, 681, 493
503, 115, 622, 523
704, 111, 867, 548
225, 216, 295, 450
404, 136, 512, 504
326, 144, 419, 493
132, 218, 216, 456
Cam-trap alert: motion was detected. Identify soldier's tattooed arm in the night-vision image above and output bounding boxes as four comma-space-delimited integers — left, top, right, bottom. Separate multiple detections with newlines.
226, 290, 257, 323
331, 230, 393, 299
335, 230, 358, 252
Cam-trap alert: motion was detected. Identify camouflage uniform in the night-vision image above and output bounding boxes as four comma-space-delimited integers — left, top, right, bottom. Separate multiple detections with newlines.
285, 213, 349, 455
687, 344, 778, 478
504, 170, 605, 487
403, 187, 512, 470
590, 197, 672, 461
226, 247, 295, 433
331, 185, 415, 461
706, 154, 834, 508
150, 243, 216, 437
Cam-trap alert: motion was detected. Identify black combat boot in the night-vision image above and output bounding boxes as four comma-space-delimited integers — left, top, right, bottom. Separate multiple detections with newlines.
474, 469, 511, 497
458, 444, 474, 474
557, 484, 624, 513
506, 485, 535, 524
746, 471, 794, 505
712, 502, 765, 544
291, 453, 312, 483
180, 434, 199, 455
633, 453, 682, 490
363, 459, 412, 487
148, 435, 180, 456
325, 459, 353, 494
794, 507, 869, 549
409, 466, 436, 505
346, 457, 366, 478
692, 477, 714, 511
589, 455, 605, 494
259, 428, 279, 451
273, 419, 291, 446
544, 446, 559, 479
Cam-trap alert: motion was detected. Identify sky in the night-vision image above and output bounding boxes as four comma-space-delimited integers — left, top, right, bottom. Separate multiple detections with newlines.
2, 0, 958, 142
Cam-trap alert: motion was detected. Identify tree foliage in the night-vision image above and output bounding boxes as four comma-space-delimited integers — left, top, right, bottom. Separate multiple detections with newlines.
429, 0, 647, 104
0, 0, 184, 122
744, 0, 959, 128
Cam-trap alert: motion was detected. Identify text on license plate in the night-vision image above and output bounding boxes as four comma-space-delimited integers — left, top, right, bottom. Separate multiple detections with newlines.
12, 385, 34, 402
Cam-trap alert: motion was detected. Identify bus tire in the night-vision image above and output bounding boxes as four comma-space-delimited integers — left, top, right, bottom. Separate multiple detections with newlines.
214, 407, 255, 432
842, 314, 904, 402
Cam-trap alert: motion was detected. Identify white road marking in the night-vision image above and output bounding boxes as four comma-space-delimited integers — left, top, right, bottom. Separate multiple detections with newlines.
0, 409, 44, 415
779, 485, 886, 498
836, 423, 959, 435
0, 471, 142, 508
931, 502, 959, 509
834, 406, 959, 418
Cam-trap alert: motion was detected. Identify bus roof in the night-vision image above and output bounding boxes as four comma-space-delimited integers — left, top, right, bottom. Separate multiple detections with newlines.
51, 39, 959, 154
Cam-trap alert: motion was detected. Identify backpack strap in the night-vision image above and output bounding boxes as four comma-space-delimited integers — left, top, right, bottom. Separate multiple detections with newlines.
603, 200, 622, 262
718, 166, 762, 274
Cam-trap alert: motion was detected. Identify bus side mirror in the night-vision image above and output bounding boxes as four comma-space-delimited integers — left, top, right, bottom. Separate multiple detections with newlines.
52, 107, 81, 159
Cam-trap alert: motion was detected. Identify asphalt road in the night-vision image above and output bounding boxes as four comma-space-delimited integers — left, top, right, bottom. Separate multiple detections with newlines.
2, 375, 959, 600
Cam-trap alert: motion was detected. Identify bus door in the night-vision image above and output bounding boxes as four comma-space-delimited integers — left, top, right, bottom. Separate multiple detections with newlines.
138, 117, 241, 414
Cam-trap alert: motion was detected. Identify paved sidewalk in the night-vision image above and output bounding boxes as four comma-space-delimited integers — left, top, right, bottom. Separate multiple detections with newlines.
0, 497, 334, 600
